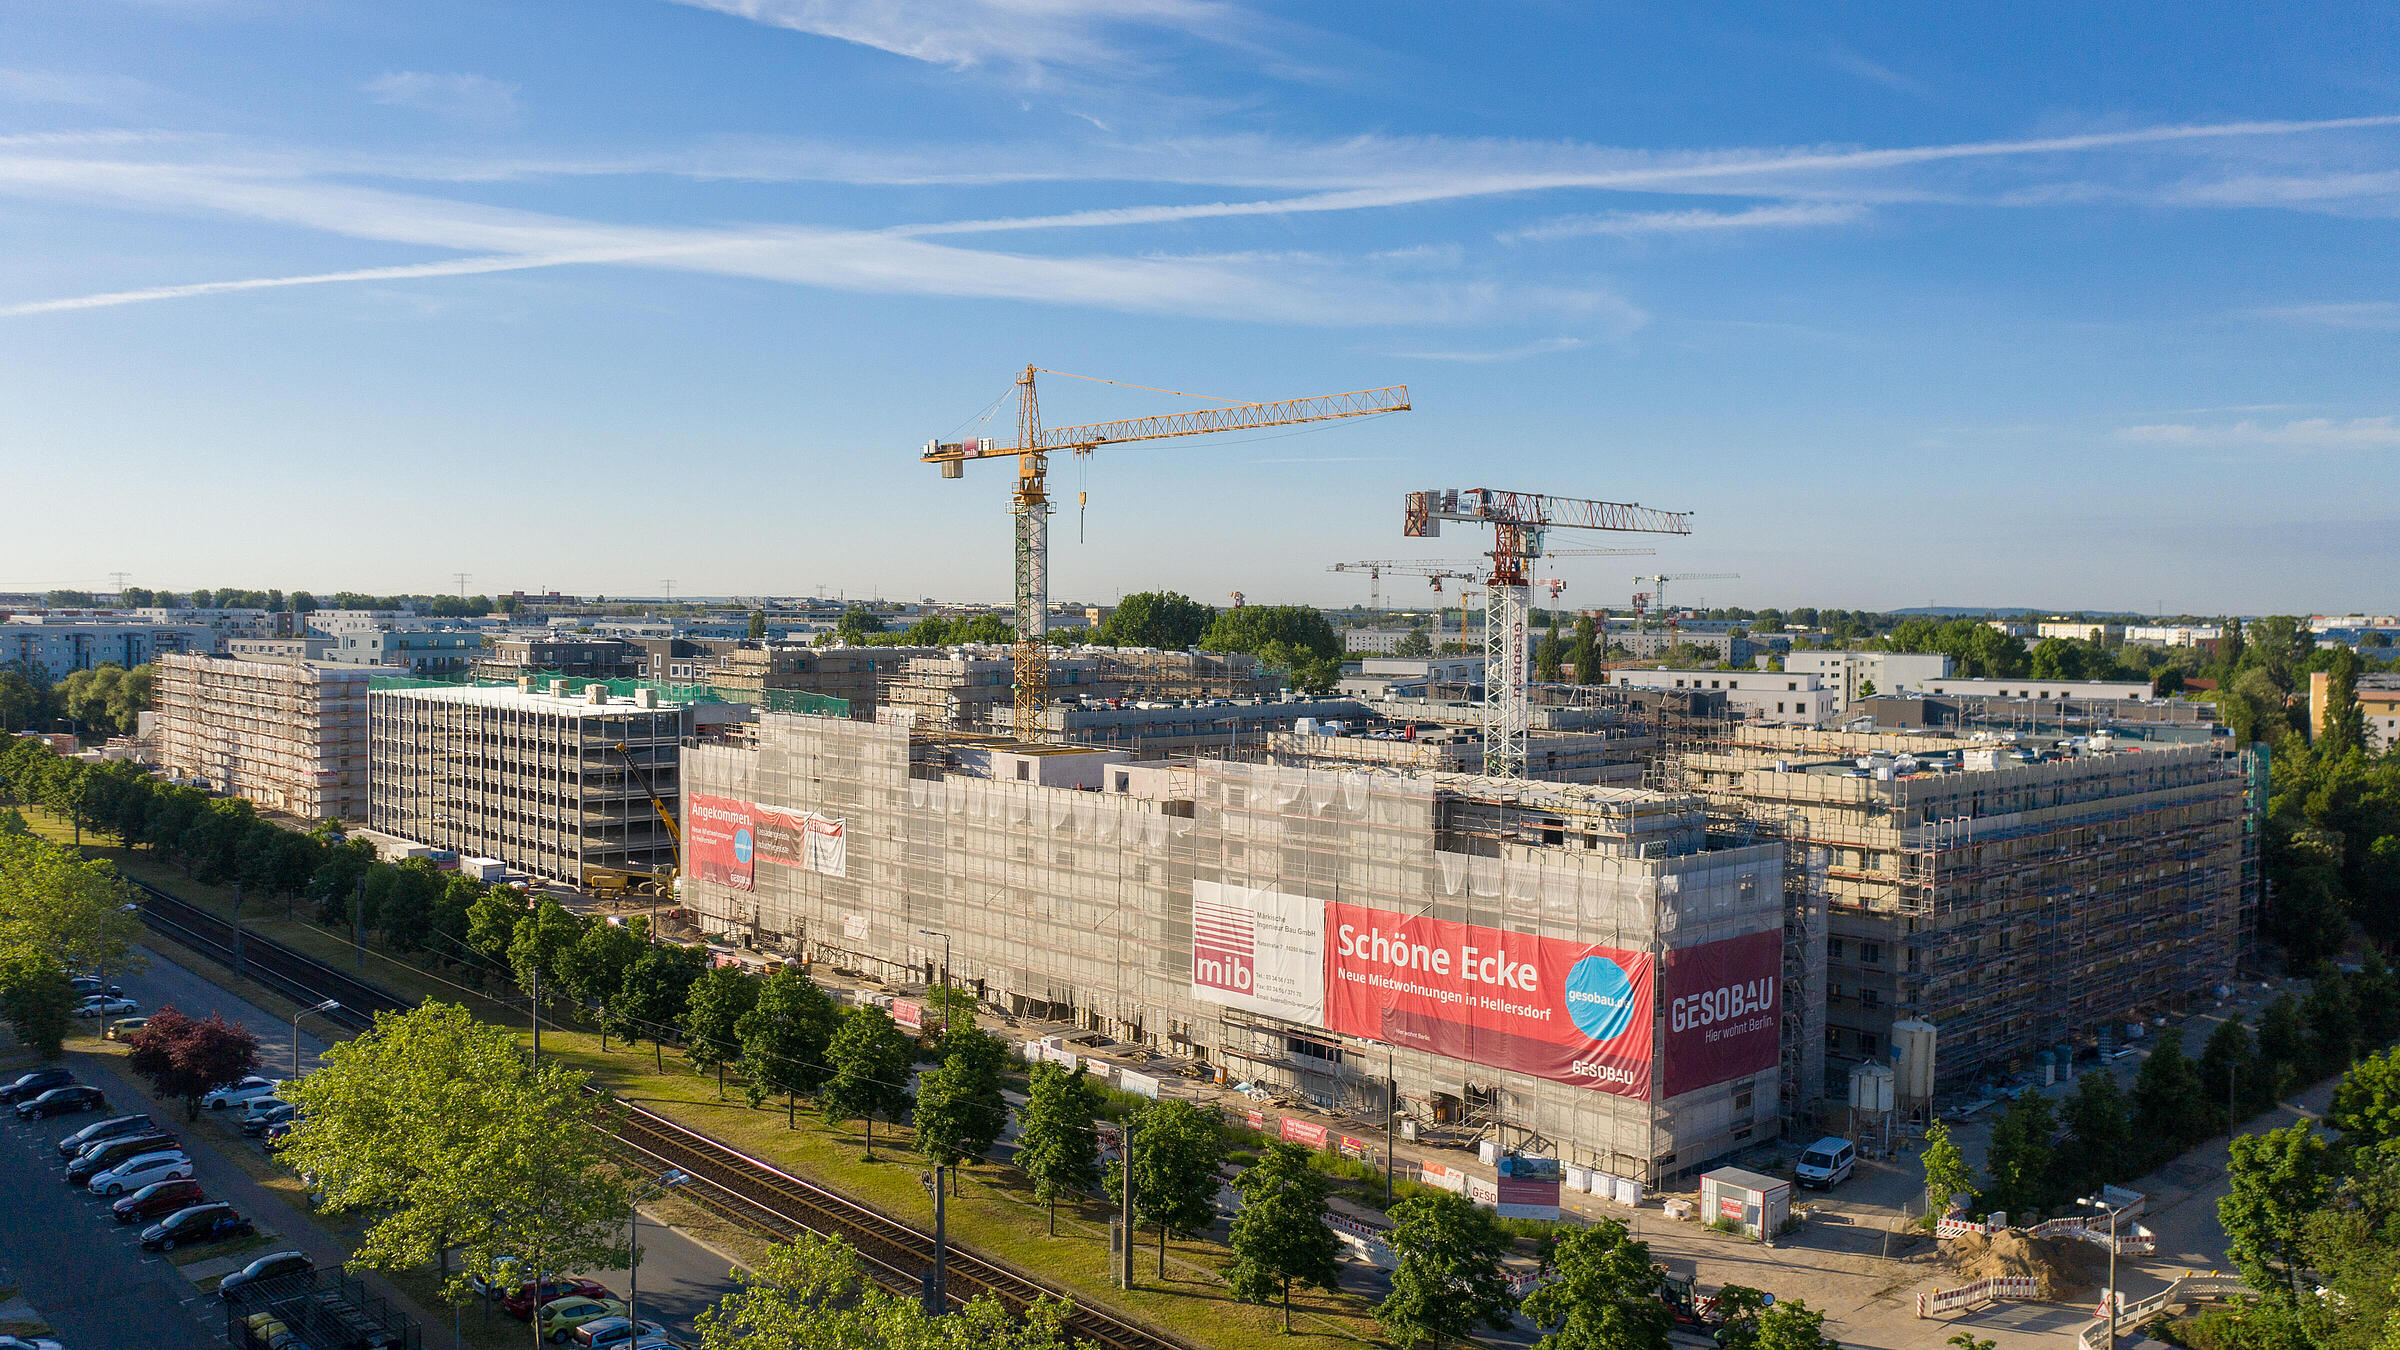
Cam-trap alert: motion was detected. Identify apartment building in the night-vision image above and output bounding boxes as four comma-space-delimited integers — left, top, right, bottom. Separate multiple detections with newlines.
1607, 668, 1841, 727
3, 616, 223, 680
1782, 650, 1951, 704
155, 653, 372, 821
1673, 725, 2244, 1089
367, 680, 745, 886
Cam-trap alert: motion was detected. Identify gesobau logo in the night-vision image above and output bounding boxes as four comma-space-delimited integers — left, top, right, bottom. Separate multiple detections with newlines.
1670, 978, 1775, 1032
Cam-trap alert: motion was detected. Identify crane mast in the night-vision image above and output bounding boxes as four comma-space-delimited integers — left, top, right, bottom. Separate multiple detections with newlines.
926, 368, 1408, 735
1405, 488, 1693, 778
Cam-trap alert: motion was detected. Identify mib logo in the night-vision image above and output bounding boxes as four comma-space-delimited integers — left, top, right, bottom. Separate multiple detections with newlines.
1192, 895, 1257, 995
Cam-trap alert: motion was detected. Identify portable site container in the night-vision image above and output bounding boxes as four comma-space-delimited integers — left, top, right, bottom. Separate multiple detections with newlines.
1699, 1166, 1790, 1240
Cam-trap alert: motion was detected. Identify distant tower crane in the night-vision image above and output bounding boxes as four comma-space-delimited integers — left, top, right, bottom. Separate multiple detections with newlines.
1633, 572, 1741, 632
923, 367, 1408, 735
1331, 549, 1654, 613
1405, 489, 1693, 778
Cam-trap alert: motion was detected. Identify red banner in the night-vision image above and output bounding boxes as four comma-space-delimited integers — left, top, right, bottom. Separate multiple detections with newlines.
687, 793, 755, 891
1659, 930, 1782, 1098
1279, 1117, 1327, 1147
1322, 902, 1654, 1098
1245, 1109, 1266, 1132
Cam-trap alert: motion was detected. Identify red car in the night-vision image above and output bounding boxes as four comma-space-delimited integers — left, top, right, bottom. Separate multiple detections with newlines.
502, 1278, 613, 1321
112, 1177, 206, 1224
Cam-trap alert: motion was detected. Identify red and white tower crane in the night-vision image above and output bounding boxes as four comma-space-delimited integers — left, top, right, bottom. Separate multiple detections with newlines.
1404, 489, 1694, 778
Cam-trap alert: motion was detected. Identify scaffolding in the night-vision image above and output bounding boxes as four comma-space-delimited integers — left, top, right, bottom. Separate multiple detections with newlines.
1670, 725, 2246, 1091
156, 654, 371, 821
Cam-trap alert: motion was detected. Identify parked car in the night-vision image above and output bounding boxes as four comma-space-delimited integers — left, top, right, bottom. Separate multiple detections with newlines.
59, 1113, 154, 1157
66, 1131, 178, 1185
73, 995, 137, 1018
1794, 1136, 1856, 1190
200, 1076, 280, 1112
216, 1250, 312, 1301
140, 1202, 254, 1251
242, 1103, 295, 1137
539, 1296, 630, 1342
104, 1016, 151, 1040
112, 1177, 206, 1224
0, 1334, 64, 1350
470, 1257, 523, 1299
258, 1118, 297, 1150
16, 1085, 105, 1120
239, 1095, 289, 1125
504, 1278, 613, 1320
570, 1317, 669, 1348
0, 1069, 73, 1104
68, 977, 122, 996
90, 1149, 194, 1196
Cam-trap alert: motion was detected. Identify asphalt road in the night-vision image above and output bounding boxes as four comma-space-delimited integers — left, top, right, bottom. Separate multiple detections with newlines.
109, 942, 750, 1344
0, 1081, 224, 1347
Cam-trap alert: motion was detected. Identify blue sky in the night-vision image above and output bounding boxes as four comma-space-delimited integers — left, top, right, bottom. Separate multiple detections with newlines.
1, 2, 2395, 615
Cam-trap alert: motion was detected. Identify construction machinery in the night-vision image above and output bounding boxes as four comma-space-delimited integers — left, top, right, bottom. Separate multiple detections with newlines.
1632, 572, 1742, 632
1404, 489, 1694, 778
1330, 549, 1654, 613
610, 740, 683, 873
585, 865, 675, 902
922, 367, 1409, 735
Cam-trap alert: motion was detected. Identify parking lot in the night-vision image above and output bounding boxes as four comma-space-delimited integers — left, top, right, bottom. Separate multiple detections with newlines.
0, 1065, 246, 1347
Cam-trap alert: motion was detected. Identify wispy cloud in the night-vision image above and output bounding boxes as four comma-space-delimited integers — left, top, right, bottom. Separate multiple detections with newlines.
0, 69, 150, 108
2250, 301, 2400, 329
1387, 337, 1589, 363
363, 72, 521, 126
2117, 416, 2400, 451
1502, 202, 1866, 244
666, 0, 1253, 80
1826, 45, 1928, 98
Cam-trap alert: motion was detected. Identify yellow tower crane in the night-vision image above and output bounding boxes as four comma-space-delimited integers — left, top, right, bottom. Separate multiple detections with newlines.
922, 366, 1409, 736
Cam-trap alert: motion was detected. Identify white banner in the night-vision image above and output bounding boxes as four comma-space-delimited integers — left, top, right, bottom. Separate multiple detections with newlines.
1189, 880, 1324, 1022
805, 814, 847, 878
1117, 1069, 1161, 1099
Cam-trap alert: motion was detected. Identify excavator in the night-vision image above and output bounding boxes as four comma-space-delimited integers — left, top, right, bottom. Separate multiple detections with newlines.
586, 740, 681, 903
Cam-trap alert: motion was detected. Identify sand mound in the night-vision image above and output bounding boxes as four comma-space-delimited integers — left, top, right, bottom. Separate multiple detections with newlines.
1940, 1228, 2114, 1299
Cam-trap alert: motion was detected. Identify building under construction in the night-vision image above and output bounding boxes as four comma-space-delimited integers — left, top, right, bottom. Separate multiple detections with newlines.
680, 710, 1788, 1185
883, 646, 1278, 733
1667, 725, 2245, 1093
156, 653, 373, 822
366, 678, 748, 886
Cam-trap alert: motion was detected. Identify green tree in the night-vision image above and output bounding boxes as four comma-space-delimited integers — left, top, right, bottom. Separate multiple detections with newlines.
1920, 1118, 1977, 1219
1226, 1140, 1341, 1333
1519, 1219, 1669, 1350
1981, 1091, 2059, 1218
609, 938, 707, 1049
1709, 1286, 1774, 1350
2199, 1015, 2265, 1138
1015, 1061, 1102, 1235
2330, 1048, 2400, 1158
737, 968, 843, 1109
953, 613, 1013, 644
507, 897, 587, 1002
2220, 1123, 2332, 1305
835, 606, 887, 643
748, 610, 768, 640
1376, 1190, 1516, 1350
914, 1028, 1010, 1184
556, 918, 647, 1016
1111, 1098, 1228, 1279
0, 666, 47, 733
2306, 970, 2361, 1082
2256, 995, 2310, 1104
1534, 612, 1563, 683
1204, 607, 1341, 667
821, 1006, 916, 1157
2130, 1028, 2210, 1170
682, 965, 760, 1094
0, 830, 145, 983
465, 885, 526, 963
2056, 1070, 2133, 1198
1750, 1300, 1842, 1350
1394, 628, 1434, 659
0, 953, 77, 1059
280, 1002, 630, 1305
693, 1231, 1073, 1350
1100, 592, 1216, 650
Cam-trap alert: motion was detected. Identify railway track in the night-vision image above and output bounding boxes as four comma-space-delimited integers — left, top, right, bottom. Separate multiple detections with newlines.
124, 877, 1196, 1350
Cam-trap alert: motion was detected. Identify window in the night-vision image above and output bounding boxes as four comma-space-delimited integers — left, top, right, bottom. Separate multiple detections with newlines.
1862, 988, 1880, 1008
1858, 1033, 1879, 1055
1777, 703, 1786, 713
1827, 938, 1845, 958
1015, 761, 1030, 781
1862, 942, 1881, 963
1788, 681, 1799, 690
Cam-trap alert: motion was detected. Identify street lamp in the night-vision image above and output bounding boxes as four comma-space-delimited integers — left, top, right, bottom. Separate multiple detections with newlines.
916, 928, 951, 1040
628, 1168, 689, 1332
2079, 1194, 2122, 1348
292, 999, 341, 1083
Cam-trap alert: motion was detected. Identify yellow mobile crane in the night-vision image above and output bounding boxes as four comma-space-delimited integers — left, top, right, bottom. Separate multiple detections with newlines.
586, 740, 681, 902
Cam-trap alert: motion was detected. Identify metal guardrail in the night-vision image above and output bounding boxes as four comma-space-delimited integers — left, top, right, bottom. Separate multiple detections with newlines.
2076, 1274, 2253, 1348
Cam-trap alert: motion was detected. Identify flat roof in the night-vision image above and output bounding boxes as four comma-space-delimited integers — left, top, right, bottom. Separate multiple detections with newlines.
367, 684, 699, 716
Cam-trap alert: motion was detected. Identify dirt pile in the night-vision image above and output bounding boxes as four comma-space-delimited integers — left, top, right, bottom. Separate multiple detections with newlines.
1941, 1228, 2114, 1299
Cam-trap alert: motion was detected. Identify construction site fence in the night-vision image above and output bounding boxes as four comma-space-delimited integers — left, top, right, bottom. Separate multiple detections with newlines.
1916, 1276, 2039, 1318
2077, 1275, 2253, 1348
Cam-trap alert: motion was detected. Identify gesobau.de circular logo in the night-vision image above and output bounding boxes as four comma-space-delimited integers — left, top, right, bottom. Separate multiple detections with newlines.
1563, 956, 1639, 1042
